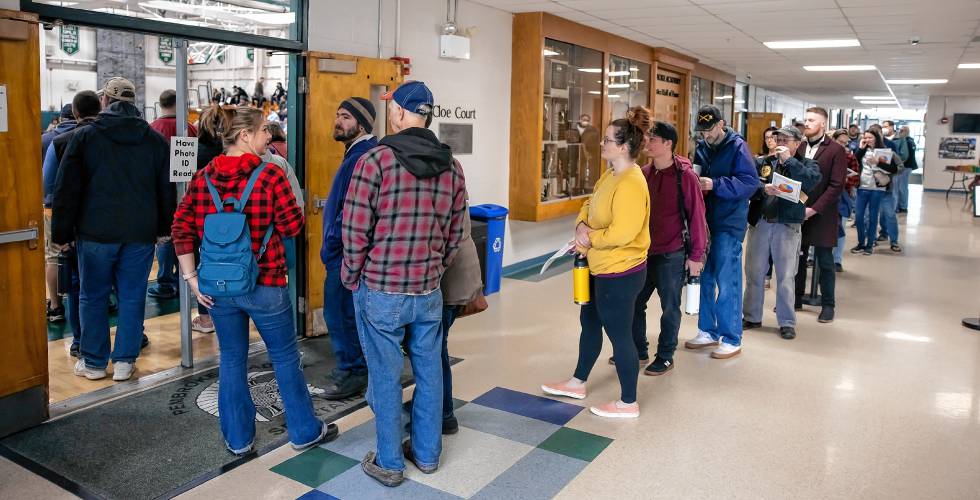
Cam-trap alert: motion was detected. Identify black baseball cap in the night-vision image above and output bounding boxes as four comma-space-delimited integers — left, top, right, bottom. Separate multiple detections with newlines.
648, 121, 678, 150
695, 105, 723, 131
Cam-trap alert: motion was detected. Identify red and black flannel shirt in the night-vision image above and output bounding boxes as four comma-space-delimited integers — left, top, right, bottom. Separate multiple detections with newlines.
171, 153, 304, 288
341, 145, 468, 294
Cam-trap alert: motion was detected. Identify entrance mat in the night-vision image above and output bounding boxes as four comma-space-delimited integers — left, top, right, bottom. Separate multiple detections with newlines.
275, 386, 614, 499
0, 336, 459, 500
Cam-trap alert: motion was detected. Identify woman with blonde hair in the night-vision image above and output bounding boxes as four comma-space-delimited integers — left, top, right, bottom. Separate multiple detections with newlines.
542, 107, 652, 419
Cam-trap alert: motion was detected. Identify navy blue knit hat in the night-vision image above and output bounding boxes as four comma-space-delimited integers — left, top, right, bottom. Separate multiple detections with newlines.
59, 103, 74, 120
339, 97, 376, 134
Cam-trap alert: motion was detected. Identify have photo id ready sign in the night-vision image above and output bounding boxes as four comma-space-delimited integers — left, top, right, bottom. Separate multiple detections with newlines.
170, 136, 198, 182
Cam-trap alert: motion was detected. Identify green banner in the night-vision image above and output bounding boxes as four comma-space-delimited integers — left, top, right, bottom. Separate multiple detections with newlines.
60, 25, 79, 56
246, 48, 254, 62
158, 37, 174, 64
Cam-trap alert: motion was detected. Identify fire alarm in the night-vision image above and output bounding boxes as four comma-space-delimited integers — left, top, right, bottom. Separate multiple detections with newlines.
940, 116, 950, 125
390, 56, 411, 76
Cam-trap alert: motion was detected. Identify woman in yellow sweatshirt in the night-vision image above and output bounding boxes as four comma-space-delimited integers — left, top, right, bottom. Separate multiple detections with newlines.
542, 107, 652, 419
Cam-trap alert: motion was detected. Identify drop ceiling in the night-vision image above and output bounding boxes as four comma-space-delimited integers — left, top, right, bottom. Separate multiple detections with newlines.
470, 0, 980, 109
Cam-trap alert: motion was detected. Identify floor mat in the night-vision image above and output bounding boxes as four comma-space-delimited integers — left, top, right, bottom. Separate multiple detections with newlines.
0, 336, 458, 500
272, 386, 614, 499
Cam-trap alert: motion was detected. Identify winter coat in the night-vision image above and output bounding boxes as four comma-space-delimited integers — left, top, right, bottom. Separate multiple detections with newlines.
693, 128, 759, 239
795, 136, 847, 248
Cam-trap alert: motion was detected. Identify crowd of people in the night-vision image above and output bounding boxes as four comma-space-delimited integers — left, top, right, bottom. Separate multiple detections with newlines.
39, 77, 917, 487
212, 77, 288, 109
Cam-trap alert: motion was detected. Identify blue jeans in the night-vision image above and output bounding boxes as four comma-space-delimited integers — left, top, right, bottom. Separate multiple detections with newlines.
877, 190, 899, 244
63, 247, 82, 348
323, 268, 366, 376
833, 215, 846, 265
855, 189, 885, 248
894, 168, 911, 210
409, 305, 460, 419
209, 285, 322, 453
354, 283, 443, 473
698, 231, 744, 346
154, 240, 178, 291
76, 240, 154, 369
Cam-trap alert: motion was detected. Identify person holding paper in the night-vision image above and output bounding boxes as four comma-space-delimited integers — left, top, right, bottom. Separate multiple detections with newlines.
851, 129, 901, 255
742, 126, 820, 340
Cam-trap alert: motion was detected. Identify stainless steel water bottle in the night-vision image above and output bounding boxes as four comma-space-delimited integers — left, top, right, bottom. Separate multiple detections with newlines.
684, 275, 700, 315
572, 255, 591, 305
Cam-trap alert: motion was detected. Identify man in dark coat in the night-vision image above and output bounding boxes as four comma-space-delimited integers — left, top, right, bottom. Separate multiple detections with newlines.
794, 107, 847, 324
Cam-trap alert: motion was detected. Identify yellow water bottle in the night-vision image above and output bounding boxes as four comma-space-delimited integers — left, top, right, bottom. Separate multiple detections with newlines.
573, 254, 591, 305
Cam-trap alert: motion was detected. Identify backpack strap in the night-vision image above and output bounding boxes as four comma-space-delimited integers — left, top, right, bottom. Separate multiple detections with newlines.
257, 224, 275, 260
203, 173, 224, 211
675, 161, 692, 259
235, 163, 268, 212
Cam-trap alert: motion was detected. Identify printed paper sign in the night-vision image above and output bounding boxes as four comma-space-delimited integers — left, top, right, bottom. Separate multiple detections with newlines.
170, 136, 198, 182
772, 172, 802, 204
0, 85, 7, 133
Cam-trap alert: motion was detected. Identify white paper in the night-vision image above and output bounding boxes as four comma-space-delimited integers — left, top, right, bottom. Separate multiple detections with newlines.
540, 240, 576, 275
874, 148, 893, 164
0, 85, 8, 133
772, 172, 802, 204
170, 136, 198, 182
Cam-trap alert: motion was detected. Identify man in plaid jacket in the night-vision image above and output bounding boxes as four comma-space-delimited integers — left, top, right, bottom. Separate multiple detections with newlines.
341, 81, 467, 486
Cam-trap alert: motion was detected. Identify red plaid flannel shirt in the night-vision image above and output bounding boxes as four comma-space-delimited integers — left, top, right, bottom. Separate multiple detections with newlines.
341, 145, 468, 294
171, 153, 304, 288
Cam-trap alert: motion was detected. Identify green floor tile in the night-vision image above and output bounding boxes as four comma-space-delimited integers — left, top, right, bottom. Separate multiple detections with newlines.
270, 447, 359, 488
537, 427, 613, 462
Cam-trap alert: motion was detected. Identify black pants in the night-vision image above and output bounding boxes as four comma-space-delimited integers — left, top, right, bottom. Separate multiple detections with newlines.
631, 251, 686, 361
795, 246, 835, 307
573, 269, 645, 404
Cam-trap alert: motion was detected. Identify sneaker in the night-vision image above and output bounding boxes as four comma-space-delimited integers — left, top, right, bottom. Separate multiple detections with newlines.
742, 319, 762, 330
876, 234, 888, 242
69, 343, 80, 358
710, 341, 741, 359
146, 284, 177, 299
112, 361, 135, 381
643, 357, 673, 376
608, 354, 649, 366
779, 326, 796, 340
890, 244, 902, 253
835, 263, 843, 273
863, 247, 873, 256
292, 422, 339, 451
684, 331, 719, 349
192, 315, 215, 333
47, 304, 65, 322
141, 334, 150, 350
589, 400, 640, 419
402, 440, 438, 473
73, 359, 107, 380
850, 245, 865, 254
541, 379, 586, 400
818, 306, 835, 324
362, 451, 404, 487
318, 371, 368, 400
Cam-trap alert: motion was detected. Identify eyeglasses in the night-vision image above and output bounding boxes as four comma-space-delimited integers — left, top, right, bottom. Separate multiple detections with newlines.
774, 137, 796, 144
600, 136, 618, 145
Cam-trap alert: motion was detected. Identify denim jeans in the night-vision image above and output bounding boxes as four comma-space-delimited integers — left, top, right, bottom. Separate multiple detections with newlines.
698, 232, 744, 346
64, 247, 82, 348
323, 267, 366, 376
354, 283, 443, 473
877, 190, 899, 244
833, 215, 846, 265
855, 189, 885, 248
154, 240, 178, 291
76, 239, 154, 369
631, 251, 686, 361
409, 304, 460, 419
894, 168, 911, 210
209, 285, 322, 452
744, 221, 802, 327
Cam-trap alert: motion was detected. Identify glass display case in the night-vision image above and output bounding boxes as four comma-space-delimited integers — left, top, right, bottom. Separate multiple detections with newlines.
605, 55, 650, 125
542, 39, 604, 203
713, 83, 735, 126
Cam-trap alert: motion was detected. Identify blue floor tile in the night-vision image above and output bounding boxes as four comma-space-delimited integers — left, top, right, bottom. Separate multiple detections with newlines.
322, 413, 410, 461
455, 402, 560, 446
317, 466, 463, 500
470, 448, 589, 500
471, 387, 583, 426
297, 490, 340, 500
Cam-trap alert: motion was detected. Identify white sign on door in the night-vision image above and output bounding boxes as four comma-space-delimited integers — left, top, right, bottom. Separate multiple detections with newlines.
170, 136, 198, 182
0, 85, 8, 133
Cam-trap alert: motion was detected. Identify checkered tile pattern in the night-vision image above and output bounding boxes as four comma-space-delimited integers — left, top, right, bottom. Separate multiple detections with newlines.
270, 387, 613, 499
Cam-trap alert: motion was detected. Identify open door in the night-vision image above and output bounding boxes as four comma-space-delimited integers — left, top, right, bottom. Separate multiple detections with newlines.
0, 9, 47, 437
304, 52, 402, 334
745, 112, 783, 157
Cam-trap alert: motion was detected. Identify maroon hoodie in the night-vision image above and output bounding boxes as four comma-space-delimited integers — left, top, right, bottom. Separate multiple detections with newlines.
641, 154, 708, 262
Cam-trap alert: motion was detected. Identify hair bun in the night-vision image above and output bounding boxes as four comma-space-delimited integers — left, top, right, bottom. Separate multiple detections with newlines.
626, 106, 652, 132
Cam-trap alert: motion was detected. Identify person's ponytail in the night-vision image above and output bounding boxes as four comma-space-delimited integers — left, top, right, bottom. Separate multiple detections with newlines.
610, 106, 652, 159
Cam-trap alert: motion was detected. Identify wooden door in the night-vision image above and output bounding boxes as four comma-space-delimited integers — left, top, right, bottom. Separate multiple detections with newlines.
746, 112, 783, 157
0, 10, 48, 437
304, 52, 402, 334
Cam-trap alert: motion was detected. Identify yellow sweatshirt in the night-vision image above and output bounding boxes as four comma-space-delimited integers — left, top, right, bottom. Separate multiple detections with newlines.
575, 165, 650, 275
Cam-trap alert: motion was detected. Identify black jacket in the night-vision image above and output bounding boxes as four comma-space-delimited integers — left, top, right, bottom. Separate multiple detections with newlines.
748, 154, 821, 226
52, 101, 175, 245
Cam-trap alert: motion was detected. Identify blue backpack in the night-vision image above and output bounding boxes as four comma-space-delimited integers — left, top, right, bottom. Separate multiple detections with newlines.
198, 164, 275, 297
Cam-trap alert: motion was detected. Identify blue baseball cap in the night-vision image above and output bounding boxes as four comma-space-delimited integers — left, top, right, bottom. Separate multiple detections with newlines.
381, 81, 434, 116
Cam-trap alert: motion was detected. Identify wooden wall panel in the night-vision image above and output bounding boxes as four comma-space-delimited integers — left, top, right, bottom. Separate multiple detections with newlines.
508, 14, 545, 221
0, 10, 47, 401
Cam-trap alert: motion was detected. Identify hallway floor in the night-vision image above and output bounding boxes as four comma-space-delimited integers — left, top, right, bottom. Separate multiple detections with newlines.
3, 187, 979, 499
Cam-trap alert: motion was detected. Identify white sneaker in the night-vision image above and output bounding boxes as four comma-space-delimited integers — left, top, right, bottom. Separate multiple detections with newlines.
73, 360, 107, 380
684, 331, 719, 350
710, 341, 742, 359
112, 361, 135, 381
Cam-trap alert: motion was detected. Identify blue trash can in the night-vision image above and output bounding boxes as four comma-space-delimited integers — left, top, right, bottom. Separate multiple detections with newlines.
469, 204, 508, 295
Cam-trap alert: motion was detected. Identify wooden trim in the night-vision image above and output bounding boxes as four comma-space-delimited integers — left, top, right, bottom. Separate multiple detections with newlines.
0, 8, 38, 22
541, 13, 653, 63
653, 47, 696, 71
693, 62, 735, 87
508, 13, 545, 221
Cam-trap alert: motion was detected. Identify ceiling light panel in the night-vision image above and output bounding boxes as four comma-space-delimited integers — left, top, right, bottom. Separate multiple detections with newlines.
803, 65, 877, 71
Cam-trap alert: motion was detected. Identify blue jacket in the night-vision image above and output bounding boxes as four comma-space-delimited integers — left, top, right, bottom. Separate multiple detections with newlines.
694, 128, 759, 238
320, 135, 378, 270
41, 120, 77, 159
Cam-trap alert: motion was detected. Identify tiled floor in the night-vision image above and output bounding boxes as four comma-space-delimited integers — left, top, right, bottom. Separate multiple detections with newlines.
270, 387, 612, 499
